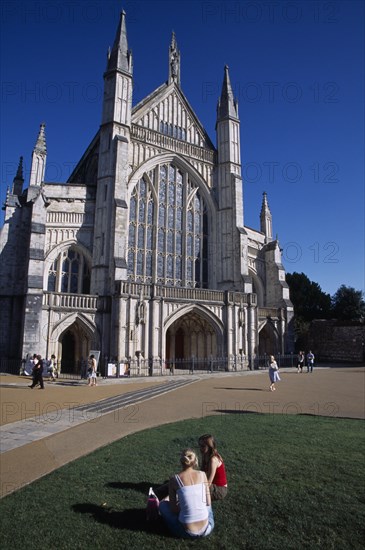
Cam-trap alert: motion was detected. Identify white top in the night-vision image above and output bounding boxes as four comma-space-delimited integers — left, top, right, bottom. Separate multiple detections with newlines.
175, 474, 208, 524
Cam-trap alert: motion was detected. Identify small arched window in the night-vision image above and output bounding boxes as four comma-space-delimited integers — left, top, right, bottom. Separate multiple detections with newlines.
47, 248, 90, 294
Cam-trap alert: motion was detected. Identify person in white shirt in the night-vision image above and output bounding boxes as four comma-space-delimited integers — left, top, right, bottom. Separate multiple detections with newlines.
88, 354, 97, 386
269, 355, 280, 391
159, 449, 214, 539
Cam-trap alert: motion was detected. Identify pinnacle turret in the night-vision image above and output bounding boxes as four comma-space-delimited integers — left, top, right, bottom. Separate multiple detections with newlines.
34, 123, 47, 155
29, 123, 47, 187
217, 65, 238, 121
12, 156, 24, 195
260, 192, 273, 242
107, 10, 133, 74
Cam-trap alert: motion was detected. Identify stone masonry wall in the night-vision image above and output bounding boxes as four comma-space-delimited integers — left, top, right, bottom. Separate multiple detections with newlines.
308, 320, 365, 363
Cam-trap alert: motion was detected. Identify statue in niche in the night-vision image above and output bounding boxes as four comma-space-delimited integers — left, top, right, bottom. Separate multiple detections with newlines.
136, 293, 146, 325
238, 303, 245, 328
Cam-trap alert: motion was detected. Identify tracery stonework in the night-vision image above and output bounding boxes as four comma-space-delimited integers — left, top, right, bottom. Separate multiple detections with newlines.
0, 12, 293, 371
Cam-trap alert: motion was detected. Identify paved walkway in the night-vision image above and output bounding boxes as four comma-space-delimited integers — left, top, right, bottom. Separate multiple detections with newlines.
0, 378, 196, 453
1, 365, 364, 498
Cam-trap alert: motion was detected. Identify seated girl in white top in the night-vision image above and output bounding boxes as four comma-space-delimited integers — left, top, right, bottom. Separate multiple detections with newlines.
159, 449, 214, 539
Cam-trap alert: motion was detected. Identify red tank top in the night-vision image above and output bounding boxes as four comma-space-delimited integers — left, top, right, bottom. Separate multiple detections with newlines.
213, 462, 227, 486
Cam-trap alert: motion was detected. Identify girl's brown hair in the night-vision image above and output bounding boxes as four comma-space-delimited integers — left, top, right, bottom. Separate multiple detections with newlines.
198, 434, 222, 471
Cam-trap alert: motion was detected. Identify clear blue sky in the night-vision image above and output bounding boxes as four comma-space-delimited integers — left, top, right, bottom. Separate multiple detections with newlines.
1, 0, 364, 296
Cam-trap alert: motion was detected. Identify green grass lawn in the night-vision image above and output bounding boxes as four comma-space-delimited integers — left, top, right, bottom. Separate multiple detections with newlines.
1, 414, 364, 549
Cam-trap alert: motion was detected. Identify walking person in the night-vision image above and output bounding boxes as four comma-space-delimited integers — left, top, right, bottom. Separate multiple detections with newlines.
297, 351, 305, 373
28, 354, 38, 386
198, 434, 228, 501
307, 350, 315, 373
269, 355, 280, 391
29, 355, 44, 389
88, 354, 97, 386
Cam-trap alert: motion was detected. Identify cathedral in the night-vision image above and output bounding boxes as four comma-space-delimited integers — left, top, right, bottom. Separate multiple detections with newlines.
0, 12, 293, 374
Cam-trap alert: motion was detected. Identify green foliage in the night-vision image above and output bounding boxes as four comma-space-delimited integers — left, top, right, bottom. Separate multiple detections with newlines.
331, 285, 365, 321
1, 415, 364, 550
286, 272, 331, 322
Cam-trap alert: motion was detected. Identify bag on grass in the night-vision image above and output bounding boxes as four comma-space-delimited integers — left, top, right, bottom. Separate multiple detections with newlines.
146, 487, 159, 521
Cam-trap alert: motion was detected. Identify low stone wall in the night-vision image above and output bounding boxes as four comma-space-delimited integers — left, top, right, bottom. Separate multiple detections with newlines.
308, 320, 365, 363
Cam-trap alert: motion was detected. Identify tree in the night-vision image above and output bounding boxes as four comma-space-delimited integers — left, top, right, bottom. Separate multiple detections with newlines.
286, 272, 331, 322
331, 285, 365, 321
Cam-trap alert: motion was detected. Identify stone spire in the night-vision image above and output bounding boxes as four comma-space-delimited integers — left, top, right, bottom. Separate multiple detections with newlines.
29, 123, 47, 187
217, 65, 238, 121
34, 123, 47, 155
107, 10, 133, 74
168, 31, 180, 86
260, 192, 273, 242
12, 156, 24, 195
215, 64, 242, 288
95, 10, 133, 294
215, 65, 241, 169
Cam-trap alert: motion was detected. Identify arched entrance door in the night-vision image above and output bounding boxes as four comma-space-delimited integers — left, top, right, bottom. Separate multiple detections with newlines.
59, 321, 93, 375
258, 322, 279, 356
166, 311, 219, 361
61, 330, 75, 373
175, 327, 184, 358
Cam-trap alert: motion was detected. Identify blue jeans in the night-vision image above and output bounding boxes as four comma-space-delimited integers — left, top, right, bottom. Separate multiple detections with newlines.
159, 501, 214, 539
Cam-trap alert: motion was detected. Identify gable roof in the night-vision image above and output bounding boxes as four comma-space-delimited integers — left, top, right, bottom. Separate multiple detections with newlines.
68, 79, 216, 186
132, 81, 215, 151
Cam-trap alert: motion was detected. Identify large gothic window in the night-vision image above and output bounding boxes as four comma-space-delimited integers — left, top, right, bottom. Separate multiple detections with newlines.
47, 248, 90, 294
127, 163, 208, 287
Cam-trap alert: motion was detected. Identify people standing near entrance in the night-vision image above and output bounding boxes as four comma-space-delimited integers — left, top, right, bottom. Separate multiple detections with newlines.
53, 356, 59, 378
88, 354, 97, 386
307, 350, 315, 373
28, 354, 38, 386
80, 357, 88, 379
269, 355, 280, 391
47, 354, 57, 381
198, 434, 228, 501
297, 351, 305, 373
29, 355, 44, 389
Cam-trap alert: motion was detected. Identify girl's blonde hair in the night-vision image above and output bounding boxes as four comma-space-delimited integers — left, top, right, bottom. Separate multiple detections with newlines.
180, 448, 198, 469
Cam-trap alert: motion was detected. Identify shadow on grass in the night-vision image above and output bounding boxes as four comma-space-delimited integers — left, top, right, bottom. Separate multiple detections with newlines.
72, 502, 168, 535
106, 481, 151, 493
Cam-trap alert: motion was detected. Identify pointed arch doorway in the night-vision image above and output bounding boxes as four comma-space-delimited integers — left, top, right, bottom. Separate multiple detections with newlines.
258, 321, 279, 356
59, 321, 94, 374
166, 311, 219, 361
60, 330, 75, 373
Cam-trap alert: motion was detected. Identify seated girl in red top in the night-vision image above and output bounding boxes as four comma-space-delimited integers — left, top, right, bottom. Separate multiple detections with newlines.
198, 434, 228, 501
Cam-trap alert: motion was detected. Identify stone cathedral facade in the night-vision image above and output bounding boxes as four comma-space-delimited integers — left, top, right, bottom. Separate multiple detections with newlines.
0, 12, 293, 373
